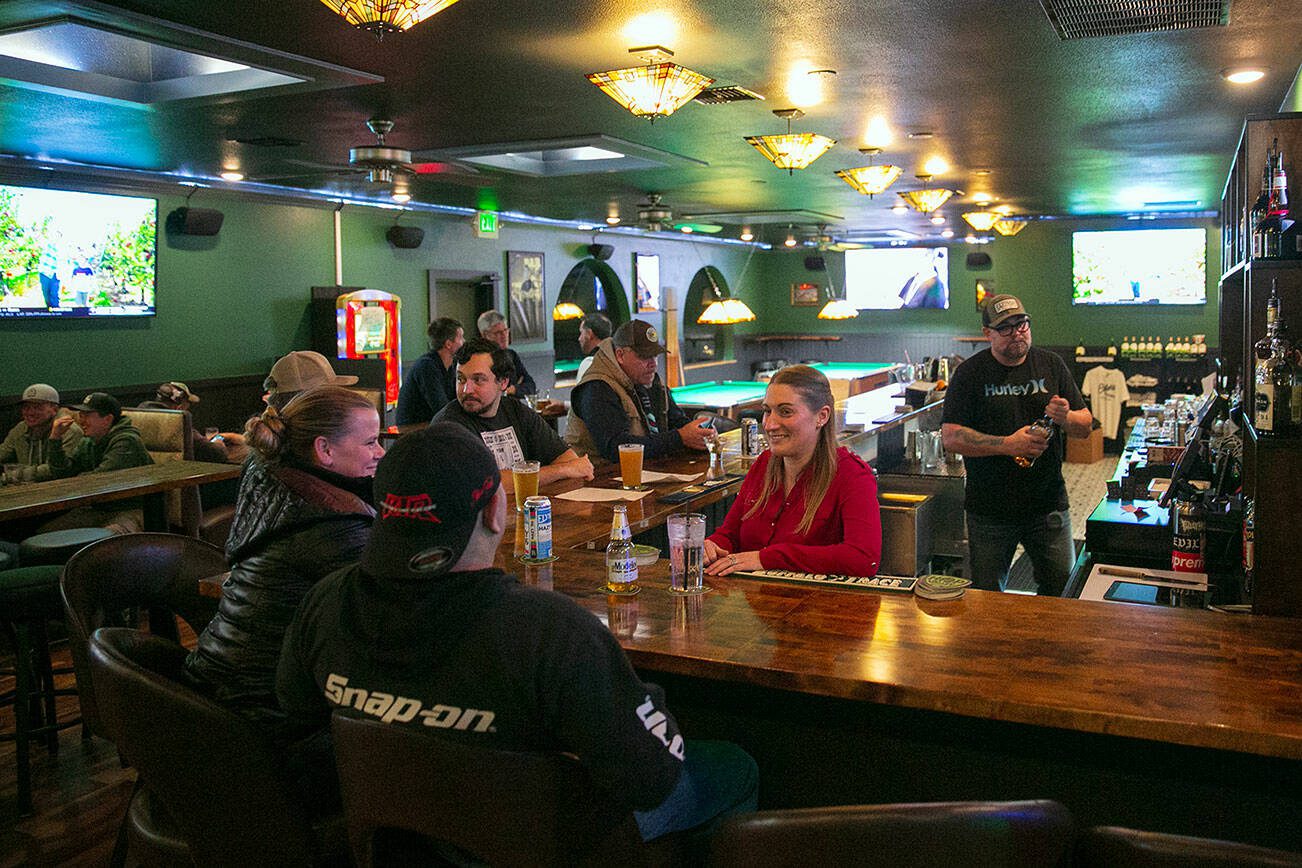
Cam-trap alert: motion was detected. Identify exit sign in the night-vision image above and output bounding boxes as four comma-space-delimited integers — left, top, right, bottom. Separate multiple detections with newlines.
475, 211, 499, 238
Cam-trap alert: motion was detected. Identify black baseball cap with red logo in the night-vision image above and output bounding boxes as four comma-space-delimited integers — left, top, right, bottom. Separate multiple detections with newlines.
361, 423, 502, 579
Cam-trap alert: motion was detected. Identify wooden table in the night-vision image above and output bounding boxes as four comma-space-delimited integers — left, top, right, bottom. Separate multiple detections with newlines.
497, 547, 1302, 850
0, 460, 241, 531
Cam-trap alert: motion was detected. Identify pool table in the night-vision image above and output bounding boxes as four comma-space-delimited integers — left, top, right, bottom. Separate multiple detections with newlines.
670, 380, 767, 419
553, 358, 582, 380
806, 362, 900, 400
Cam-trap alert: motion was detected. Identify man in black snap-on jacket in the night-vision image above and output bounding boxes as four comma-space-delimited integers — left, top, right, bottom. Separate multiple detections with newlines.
277, 424, 757, 842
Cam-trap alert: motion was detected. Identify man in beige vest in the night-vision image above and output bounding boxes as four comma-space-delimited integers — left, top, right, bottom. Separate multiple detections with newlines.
565, 320, 711, 463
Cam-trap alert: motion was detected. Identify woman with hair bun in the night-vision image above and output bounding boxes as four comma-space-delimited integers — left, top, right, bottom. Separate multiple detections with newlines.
186, 385, 384, 732
704, 365, 881, 577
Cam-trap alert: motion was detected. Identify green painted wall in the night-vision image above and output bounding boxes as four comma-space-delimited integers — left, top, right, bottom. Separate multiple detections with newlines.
0, 185, 751, 395
744, 216, 1221, 348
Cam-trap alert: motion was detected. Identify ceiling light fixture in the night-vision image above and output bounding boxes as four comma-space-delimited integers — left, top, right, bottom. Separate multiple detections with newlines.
923, 156, 950, 176
930, 215, 946, 225
898, 172, 955, 214
835, 147, 904, 198
961, 210, 1000, 231
1222, 67, 1265, 84
697, 269, 756, 325
994, 217, 1030, 236
784, 227, 798, 247
941, 228, 955, 239
552, 301, 585, 321
606, 215, 621, 226
318, 0, 463, 38
390, 190, 411, 203
586, 46, 714, 122
891, 203, 909, 215
746, 109, 836, 175
740, 226, 754, 242
817, 272, 858, 321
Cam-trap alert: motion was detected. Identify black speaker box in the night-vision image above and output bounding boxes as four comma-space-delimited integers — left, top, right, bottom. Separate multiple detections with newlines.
588, 243, 615, 261
804, 255, 826, 271
966, 251, 993, 269
166, 207, 224, 236
386, 225, 425, 249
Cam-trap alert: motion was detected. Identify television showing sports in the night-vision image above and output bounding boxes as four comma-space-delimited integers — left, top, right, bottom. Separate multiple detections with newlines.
1072, 227, 1205, 306
0, 183, 157, 318
844, 247, 950, 310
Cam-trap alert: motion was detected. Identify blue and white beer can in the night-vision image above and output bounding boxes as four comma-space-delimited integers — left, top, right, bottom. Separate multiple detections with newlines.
523, 496, 552, 560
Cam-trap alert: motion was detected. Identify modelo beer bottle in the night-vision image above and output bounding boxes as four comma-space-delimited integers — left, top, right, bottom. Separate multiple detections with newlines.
605, 504, 638, 594
1014, 415, 1055, 468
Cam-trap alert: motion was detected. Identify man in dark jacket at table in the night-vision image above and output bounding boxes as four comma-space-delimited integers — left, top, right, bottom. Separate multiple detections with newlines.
43, 391, 153, 534
277, 425, 756, 845
396, 317, 464, 424
565, 320, 711, 464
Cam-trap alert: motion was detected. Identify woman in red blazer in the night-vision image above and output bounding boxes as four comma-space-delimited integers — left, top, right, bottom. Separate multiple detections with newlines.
704, 365, 882, 577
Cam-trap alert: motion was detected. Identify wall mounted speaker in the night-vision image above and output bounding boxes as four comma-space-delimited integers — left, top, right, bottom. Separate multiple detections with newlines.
588, 243, 615, 261
386, 225, 425, 249
165, 207, 224, 236
804, 255, 826, 271
966, 251, 993, 269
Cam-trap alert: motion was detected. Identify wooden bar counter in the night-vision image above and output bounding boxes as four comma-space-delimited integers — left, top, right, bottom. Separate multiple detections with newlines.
494, 547, 1302, 850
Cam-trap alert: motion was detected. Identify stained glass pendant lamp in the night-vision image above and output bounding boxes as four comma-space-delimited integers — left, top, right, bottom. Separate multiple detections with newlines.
994, 217, 1029, 236
552, 301, 585, 321
746, 109, 836, 175
698, 270, 755, 324
586, 47, 714, 121
961, 210, 1000, 231
835, 148, 903, 197
897, 172, 955, 214
319, 0, 463, 37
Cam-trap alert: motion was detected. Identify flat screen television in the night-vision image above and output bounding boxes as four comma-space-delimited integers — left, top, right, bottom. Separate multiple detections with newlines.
1072, 227, 1205, 306
0, 183, 157, 319
844, 246, 949, 310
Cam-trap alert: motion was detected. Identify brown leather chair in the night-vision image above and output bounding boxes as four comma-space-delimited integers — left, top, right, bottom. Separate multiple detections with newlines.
331, 712, 647, 867
60, 532, 225, 741
707, 800, 1076, 868
1077, 826, 1302, 867
88, 628, 347, 867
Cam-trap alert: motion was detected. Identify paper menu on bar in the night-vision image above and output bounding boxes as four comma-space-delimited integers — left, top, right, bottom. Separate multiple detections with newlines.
613, 470, 703, 484
554, 487, 655, 502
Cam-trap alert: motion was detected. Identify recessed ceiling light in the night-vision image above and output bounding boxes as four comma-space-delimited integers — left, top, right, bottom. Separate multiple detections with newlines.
941, 228, 954, 238
974, 169, 991, 177
784, 231, 797, 248
973, 192, 993, 204
1222, 68, 1265, 84
907, 131, 934, 139
740, 227, 754, 242
391, 191, 411, 203
219, 170, 244, 182
680, 225, 693, 233
891, 203, 908, 214
923, 156, 950, 176
606, 215, 621, 225
930, 215, 946, 225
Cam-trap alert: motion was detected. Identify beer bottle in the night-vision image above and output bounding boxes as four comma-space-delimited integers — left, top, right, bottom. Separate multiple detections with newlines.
1014, 415, 1055, 468
605, 504, 638, 594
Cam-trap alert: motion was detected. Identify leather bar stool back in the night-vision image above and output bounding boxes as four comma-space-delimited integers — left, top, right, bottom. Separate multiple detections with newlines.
60, 532, 225, 741
88, 628, 346, 866
707, 800, 1076, 868
1077, 826, 1302, 867
331, 712, 645, 867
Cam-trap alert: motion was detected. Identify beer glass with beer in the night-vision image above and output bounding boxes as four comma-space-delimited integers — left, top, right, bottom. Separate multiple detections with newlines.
618, 443, 644, 490
511, 460, 540, 511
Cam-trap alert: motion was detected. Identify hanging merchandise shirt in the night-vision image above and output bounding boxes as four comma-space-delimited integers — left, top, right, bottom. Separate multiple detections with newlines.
1081, 366, 1131, 439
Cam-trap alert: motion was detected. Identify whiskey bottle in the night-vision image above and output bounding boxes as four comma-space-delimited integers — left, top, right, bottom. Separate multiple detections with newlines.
1253, 280, 1292, 434
1250, 153, 1271, 259
1014, 415, 1055, 468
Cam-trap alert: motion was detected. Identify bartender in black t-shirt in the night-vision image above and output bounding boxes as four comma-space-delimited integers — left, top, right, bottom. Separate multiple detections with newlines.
941, 295, 1093, 596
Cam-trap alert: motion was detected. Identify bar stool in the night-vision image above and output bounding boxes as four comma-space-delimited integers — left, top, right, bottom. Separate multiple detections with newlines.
19, 527, 116, 567
0, 565, 82, 815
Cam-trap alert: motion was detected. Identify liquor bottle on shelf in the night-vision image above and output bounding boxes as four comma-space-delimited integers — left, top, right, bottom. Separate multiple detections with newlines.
1106, 339, 1117, 358
1250, 150, 1271, 259
1075, 338, 1085, 357
1253, 280, 1293, 435
1121, 336, 1132, 355
1256, 138, 1290, 260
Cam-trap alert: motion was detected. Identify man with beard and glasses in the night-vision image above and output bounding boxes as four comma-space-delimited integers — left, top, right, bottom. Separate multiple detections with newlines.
941, 294, 1092, 596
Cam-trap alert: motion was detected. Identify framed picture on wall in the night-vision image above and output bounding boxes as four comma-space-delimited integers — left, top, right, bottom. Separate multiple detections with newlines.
635, 253, 660, 313
791, 281, 820, 306
975, 278, 994, 312
506, 251, 545, 342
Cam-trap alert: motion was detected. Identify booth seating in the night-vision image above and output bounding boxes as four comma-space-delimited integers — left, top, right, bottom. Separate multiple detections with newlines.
706, 801, 1076, 868
122, 407, 198, 535
331, 712, 651, 867
87, 628, 347, 866
0, 565, 82, 815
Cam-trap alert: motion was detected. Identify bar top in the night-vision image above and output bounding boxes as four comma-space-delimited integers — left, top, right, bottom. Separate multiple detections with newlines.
498, 548, 1302, 762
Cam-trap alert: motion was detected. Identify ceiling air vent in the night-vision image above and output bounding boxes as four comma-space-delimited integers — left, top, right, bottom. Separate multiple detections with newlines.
694, 86, 764, 104
1037, 0, 1229, 39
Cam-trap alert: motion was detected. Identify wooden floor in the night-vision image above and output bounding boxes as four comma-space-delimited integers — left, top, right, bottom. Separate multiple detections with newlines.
1, 640, 136, 867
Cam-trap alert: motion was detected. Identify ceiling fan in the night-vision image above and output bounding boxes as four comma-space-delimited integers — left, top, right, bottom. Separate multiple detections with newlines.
805, 224, 864, 252
636, 193, 673, 231
252, 118, 483, 193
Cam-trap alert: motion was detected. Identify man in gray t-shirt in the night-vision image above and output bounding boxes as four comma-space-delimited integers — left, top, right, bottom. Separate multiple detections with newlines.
433, 338, 593, 486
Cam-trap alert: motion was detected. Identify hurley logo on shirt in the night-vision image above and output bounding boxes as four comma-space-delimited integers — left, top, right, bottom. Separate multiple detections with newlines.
984, 378, 1048, 397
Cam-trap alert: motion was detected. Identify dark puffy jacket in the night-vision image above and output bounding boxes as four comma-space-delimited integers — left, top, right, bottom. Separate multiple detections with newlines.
185, 457, 374, 732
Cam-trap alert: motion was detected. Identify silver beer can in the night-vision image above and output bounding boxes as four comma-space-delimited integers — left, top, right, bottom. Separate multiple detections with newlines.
523, 496, 552, 560
742, 418, 759, 456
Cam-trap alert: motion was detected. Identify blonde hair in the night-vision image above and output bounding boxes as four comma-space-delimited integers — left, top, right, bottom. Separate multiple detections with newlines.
246, 385, 376, 467
743, 365, 839, 535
